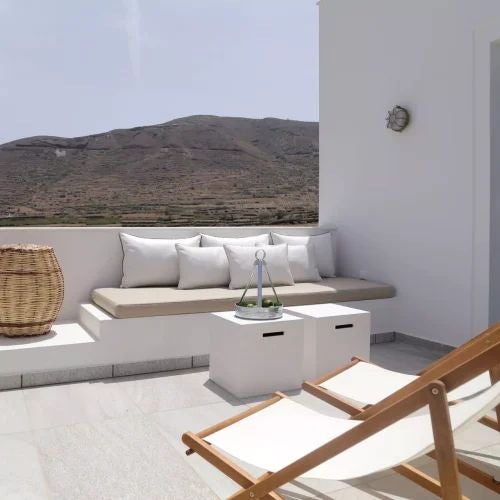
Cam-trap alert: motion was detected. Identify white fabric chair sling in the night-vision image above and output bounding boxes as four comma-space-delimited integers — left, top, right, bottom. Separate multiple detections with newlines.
314, 359, 492, 407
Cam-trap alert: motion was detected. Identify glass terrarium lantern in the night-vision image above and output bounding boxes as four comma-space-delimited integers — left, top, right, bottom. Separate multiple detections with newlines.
235, 249, 283, 320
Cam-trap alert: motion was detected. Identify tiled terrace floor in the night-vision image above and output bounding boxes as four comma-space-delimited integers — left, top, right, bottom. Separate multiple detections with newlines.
0, 340, 498, 499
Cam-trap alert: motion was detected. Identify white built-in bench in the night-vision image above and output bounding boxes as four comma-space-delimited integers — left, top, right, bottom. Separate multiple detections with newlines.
0, 226, 396, 390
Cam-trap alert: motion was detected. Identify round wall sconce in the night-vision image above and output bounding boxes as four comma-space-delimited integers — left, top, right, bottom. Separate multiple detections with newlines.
386, 106, 410, 132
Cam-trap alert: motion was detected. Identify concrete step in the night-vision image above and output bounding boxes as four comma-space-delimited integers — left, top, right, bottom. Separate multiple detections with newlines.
78, 303, 113, 338
0, 322, 99, 377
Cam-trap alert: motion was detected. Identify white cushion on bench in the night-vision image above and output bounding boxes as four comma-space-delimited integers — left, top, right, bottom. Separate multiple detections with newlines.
176, 245, 230, 289
271, 232, 335, 278
120, 233, 201, 288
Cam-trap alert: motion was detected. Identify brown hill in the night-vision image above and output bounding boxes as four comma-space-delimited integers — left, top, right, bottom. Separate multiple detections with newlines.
0, 115, 318, 226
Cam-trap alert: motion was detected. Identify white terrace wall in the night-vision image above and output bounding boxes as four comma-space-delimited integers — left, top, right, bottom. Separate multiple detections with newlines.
490, 42, 500, 324
319, 0, 500, 346
0, 226, 333, 321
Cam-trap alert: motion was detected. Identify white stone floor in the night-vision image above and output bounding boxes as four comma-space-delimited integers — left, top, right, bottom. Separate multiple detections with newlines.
0, 340, 498, 499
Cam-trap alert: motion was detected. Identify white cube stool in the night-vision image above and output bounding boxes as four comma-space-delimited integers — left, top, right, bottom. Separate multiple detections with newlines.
285, 304, 370, 380
209, 311, 304, 398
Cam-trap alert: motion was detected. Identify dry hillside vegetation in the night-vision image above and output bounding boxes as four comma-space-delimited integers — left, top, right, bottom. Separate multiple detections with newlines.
0, 115, 318, 226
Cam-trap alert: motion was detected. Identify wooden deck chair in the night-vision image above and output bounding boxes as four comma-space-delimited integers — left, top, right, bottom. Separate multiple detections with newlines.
182, 323, 500, 500
301, 324, 500, 492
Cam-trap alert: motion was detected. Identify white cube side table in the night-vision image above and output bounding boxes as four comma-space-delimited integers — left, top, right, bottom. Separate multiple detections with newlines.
285, 304, 370, 380
209, 311, 304, 398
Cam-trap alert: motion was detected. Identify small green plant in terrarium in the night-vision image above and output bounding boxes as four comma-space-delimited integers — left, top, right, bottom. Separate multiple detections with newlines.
237, 298, 282, 308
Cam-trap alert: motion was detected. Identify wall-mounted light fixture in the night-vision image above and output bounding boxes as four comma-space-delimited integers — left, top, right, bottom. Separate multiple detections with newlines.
386, 106, 410, 132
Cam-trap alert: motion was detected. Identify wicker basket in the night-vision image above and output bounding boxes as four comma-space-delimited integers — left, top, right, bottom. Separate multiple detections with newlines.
0, 244, 64, 336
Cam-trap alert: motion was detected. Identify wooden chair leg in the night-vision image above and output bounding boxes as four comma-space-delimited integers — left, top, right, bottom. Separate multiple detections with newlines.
428, 381, 463, 500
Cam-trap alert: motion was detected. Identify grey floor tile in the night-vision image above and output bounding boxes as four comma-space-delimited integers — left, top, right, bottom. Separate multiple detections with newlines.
33, 415, 217, 500
153, 401, 251, 499
239, 389, 301, 408
116, 367, 240, 414
23, 378, 141, 430
0, 389, 31, 435
453, 419, 500, 452
352, 472, 438, 499
372, 332, 396, 344
153, 401, 248, 453
457, 442, 500, 480
395, 333, 453, 353
370, 340, 442, 374
0, 432, 49, 499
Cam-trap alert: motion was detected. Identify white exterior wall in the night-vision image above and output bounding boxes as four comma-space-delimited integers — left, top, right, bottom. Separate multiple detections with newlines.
490, 42, 500, 324
319, 0, 500, 345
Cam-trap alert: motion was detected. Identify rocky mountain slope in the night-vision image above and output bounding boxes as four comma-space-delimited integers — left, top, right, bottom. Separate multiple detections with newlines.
0, 115, 318, 226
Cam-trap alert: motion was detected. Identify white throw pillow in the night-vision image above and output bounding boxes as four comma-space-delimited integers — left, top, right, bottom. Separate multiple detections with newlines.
271, 232, 336, 277
120, 233, 201, 288
287, 244, 322, 283
223, 244, 294, 289
201, 233, 270, 247
176, 245, 230, 289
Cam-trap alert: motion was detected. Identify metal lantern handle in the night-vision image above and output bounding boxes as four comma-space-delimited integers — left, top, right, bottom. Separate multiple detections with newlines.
255, 249, 266, 261
255, 249, 265, 306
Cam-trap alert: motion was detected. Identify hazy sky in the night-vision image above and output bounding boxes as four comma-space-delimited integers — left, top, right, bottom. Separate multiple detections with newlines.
0, 0, 318, 144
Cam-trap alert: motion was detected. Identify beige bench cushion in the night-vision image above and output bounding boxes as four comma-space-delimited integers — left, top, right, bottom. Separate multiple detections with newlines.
91, 278, 395, 319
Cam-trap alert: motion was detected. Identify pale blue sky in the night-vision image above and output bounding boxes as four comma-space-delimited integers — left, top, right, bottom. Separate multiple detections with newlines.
0, 0, 318, 145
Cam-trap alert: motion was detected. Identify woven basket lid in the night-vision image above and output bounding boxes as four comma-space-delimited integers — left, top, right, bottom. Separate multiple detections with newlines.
0, 244, 53, 252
